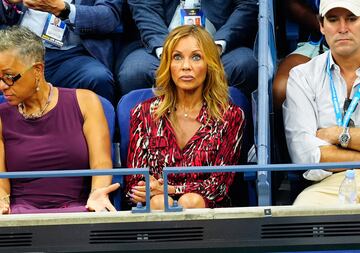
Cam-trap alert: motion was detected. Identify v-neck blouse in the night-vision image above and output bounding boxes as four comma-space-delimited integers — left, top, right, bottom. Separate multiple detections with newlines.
125, 97, 245, 207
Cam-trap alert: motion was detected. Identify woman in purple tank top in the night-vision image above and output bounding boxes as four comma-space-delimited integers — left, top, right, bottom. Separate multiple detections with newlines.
0, 26, 119, 214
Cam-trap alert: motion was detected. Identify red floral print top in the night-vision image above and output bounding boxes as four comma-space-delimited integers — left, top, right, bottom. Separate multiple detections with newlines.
125, 97, 245, 208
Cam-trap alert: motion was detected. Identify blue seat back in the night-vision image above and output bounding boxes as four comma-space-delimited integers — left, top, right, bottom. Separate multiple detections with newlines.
97, 96, 123, 210
117, 88, 155, 167
98, 96, 116, 144
0, 96, 5, 104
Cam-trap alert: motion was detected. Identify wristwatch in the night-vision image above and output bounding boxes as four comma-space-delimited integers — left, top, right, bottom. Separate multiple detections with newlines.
57, 1, 70, 21
339, 127, 351, 148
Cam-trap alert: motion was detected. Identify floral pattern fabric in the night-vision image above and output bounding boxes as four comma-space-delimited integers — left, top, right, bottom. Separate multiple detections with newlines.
125, 97, 245, 207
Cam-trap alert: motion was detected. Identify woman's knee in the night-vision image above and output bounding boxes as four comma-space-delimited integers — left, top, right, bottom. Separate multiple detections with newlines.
150, 194, 173, 210
178, 193, 206, 209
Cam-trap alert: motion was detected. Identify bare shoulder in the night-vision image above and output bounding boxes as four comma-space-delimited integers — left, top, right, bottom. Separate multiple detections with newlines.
76, 89, 100, 103
76, 88, 101, 105
75, 89, 102, 116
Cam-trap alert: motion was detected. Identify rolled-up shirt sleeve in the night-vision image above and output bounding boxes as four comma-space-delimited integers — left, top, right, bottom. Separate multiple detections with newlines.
283, 67, 330, 164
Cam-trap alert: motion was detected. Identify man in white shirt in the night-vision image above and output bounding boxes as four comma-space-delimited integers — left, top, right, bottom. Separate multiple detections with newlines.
283, 0, 360, 205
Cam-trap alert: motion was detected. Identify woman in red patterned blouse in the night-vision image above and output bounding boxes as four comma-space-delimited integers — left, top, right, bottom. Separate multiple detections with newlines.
125, 25, 245, 210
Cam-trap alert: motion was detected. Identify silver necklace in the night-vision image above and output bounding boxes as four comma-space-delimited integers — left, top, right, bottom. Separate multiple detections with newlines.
18, 83, 54, 120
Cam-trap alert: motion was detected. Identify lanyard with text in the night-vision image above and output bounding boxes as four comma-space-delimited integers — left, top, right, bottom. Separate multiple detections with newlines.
180, 0, 205, 26
326, 53, 360, 127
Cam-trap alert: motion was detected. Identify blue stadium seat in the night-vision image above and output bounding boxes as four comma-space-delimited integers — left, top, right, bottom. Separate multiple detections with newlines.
116, 87, 256, 207
97, 96, 116, 145
285, 20, 300, 53
113, 88, 154, 210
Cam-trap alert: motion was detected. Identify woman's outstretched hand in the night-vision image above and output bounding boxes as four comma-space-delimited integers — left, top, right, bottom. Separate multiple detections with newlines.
86, 183, 120, 212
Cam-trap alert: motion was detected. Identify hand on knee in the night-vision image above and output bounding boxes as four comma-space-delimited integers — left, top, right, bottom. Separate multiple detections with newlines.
178, 193, 206, 209
150, 194, 173, 210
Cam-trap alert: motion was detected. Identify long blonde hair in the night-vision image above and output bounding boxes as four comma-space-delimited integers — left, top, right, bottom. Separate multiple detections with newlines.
154, 25, 229, 121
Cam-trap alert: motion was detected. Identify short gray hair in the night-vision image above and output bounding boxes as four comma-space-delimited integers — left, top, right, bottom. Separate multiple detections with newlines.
0, 26, 45, 64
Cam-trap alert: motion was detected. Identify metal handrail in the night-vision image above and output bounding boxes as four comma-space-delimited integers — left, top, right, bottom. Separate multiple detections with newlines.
162, 162, 360, 211
2, 160, 360, 212
0, 168, 151, 213
257, 0, 272, 206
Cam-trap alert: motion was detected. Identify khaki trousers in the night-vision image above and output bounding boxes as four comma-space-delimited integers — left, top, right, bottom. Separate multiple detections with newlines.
293, 170, 360, 206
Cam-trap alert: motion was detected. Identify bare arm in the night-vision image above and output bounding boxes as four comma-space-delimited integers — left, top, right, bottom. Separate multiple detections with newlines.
77, 89, 119, 211
317, 126, 360, 152
320, 145, 360, 162
317, 127, 360, 172
0, 118, 11, 214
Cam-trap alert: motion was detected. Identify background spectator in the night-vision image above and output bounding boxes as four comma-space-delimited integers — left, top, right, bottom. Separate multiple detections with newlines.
283, 0, 360, 206
116, 0, 258, 99
1, 0, 123, 104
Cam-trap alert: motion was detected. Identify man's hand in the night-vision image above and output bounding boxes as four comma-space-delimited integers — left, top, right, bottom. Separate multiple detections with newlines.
316, 126, 343, 145
23, 0, 65, 16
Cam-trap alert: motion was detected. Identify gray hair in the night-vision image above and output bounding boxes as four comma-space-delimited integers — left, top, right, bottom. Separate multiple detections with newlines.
0, 26, 45, 64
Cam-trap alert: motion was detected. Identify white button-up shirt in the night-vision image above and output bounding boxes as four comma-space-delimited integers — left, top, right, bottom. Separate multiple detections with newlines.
283, 51, 360, 180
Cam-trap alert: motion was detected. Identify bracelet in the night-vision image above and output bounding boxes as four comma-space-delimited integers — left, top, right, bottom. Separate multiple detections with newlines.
174, 185, 185, 195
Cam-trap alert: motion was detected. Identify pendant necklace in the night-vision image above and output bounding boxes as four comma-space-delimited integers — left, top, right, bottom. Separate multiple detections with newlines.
178, 101, 203, 118
18, 83, 54, 120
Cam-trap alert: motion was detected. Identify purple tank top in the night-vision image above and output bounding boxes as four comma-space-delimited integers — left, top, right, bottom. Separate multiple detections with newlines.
0, 88, 90, 209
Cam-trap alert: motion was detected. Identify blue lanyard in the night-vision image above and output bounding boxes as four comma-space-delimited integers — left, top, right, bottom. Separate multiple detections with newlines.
326, 53, 360, 127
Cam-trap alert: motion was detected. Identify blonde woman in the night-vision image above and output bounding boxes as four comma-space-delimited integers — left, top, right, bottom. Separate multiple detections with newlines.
125, 25, 245, 210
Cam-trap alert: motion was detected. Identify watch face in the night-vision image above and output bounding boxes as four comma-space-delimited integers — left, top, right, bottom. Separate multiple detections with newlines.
340, 133, 350, 144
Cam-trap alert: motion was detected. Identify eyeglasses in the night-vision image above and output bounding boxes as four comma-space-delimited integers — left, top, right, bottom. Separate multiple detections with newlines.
0, 65, 34, 87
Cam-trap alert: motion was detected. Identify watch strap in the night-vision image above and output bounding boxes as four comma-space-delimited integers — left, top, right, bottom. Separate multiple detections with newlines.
58, 1, 70, 21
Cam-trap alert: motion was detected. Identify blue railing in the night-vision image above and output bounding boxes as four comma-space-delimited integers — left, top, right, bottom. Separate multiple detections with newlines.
0, 168, 151, 213
256, 0, 275, 206
2, 160, 360, 213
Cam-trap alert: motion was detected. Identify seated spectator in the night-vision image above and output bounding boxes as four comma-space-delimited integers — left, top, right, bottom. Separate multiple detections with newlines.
283, 0, 360, 206
273, 0, 327, 111
116, 0, 258, 99
0, 0, 22, 29
125, 25, 245, 210
0, 26, 119, 214
1, 0, 122, 104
